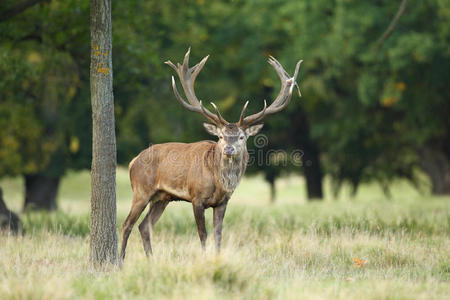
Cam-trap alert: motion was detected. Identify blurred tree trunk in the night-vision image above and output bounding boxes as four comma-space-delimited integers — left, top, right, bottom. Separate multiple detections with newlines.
290, 106, 324, 200
264, 171, 276, 203
24, 174, 59, 210
263, 84, 324, 201
89, 0, 118, 266
0, 188, 23, 234
419, 147, 450, 195
302, 141, 324, 199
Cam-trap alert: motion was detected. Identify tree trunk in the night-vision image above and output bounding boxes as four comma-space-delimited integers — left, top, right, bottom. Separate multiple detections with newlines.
289, 104, 324, 200
265, 172, 277, 203
264, 83, 324, 201
302, 143, 323, 199
24, 174, 60, 210
419, 147, 450, 195
89, 0, 118, 266
0, 188, 23, 234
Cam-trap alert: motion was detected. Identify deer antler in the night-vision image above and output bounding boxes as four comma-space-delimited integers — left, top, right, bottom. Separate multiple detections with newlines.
238, 56, 302, 127
165, 48, 229, 126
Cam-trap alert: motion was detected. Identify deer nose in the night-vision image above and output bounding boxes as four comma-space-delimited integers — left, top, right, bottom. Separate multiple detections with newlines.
224, 145, 236, 156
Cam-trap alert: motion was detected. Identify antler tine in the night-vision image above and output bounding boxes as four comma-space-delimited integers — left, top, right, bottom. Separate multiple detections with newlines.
249, 100, 268, 124
169, 76, 219, 124
165, 49, 229, 126
239, 100, 268, 127
293, 60, 303, 97
199, 101, 212, 120
170, 76, 192, 110
240, 56, 302, 127
268, 56, 290, 80
199, 101, 228, 125
182, 47, 191, 74
293, 59, 302, 81
210, 102, 229, 125
165, 60, 177, 72
191, 55, 209, 84
238, 100, 249, 125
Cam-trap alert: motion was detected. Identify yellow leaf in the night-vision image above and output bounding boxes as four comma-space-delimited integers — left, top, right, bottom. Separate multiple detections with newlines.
395, 82, 406, 91
28, 52, 42, 64
353, 257, 366, 268
353, 257, 367, 268
69, 137, 80, 154
68, 86, 76, 99
381, 97, 397, 107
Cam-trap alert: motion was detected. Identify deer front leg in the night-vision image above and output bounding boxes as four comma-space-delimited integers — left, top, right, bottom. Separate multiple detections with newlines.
192, 204, 207, 250
213, 200, 228, 253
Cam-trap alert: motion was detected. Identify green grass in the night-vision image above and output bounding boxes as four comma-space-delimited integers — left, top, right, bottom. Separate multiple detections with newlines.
1, 169, 449, 299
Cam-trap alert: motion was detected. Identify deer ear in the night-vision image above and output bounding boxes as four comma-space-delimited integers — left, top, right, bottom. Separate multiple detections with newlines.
245, 124, 264, 136
203, 123, 219, 136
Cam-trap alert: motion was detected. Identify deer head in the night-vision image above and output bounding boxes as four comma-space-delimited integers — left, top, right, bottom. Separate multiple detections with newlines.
165, 48, 302, 159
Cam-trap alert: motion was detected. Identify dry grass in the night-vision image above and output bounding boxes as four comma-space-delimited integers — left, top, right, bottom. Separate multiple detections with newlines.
0, 169, 449, 299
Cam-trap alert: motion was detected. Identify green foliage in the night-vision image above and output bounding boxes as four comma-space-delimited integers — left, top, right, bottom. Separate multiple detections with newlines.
297, 0, 450, 192
0, 0, 448, 195
0, 0, 90, 177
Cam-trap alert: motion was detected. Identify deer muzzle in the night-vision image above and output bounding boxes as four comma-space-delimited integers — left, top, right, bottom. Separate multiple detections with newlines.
224, 145, 236, 157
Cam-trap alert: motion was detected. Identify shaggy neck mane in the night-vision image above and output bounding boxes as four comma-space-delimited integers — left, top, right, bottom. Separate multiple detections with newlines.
213, 145, 246, 193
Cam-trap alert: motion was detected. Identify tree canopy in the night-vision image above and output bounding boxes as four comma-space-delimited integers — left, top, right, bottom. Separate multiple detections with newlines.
0, 0, 449, 207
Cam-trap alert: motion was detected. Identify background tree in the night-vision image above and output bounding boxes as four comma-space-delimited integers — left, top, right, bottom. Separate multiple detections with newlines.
299, 0, 450, 195
89, 0, 118, 266
0, 188, 22, 234
0, 0, 91, 210
0, 0, 449, 211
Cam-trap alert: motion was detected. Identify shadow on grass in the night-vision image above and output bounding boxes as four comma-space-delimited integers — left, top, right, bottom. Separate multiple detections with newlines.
21, 201, 448, 238
22, 211, 90, 236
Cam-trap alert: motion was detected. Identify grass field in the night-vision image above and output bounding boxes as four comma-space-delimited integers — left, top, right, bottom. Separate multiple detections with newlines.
1, 169, 449, 299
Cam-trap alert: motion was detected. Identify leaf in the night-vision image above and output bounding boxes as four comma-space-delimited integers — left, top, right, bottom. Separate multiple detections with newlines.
353, 257, 366, 268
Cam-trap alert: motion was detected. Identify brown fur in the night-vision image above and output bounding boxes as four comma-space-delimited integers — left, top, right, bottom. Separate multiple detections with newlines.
120, 139, 249, 261
130, 141, 246, 206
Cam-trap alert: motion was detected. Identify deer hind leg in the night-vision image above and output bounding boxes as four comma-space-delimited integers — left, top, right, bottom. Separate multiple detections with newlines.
120, 191, 151, 262
138, 196, 169, 257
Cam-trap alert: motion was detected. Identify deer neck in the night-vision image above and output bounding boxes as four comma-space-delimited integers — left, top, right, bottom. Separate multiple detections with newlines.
214, 144, 246, 194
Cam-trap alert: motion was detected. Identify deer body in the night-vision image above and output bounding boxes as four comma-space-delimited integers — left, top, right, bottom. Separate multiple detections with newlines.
120, 49, 302, 262
129, 140, 248, 208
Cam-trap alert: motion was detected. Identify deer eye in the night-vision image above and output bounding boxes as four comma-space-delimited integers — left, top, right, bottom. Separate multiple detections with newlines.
219, 136, 223, 139
239, 136, 244, 140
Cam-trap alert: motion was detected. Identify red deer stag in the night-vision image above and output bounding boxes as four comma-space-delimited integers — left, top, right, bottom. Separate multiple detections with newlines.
120, 49, 302, 261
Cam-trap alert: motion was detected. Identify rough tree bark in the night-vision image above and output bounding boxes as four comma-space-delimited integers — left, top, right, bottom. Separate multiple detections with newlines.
24, 174, 60, 210
0, 188, 23, 234
89, 0, 118, 266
